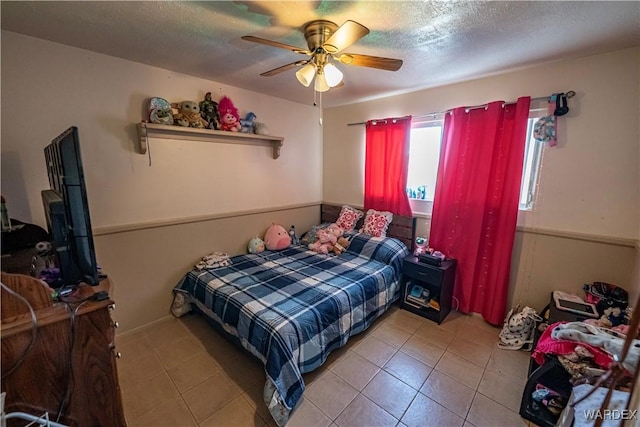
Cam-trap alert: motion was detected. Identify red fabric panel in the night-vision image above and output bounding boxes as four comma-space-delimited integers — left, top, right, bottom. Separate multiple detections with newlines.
429, 98, 530, 325
364, 117, 412, 217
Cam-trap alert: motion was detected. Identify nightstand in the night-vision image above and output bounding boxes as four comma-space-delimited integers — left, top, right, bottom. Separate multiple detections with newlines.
400, 255, 457, 324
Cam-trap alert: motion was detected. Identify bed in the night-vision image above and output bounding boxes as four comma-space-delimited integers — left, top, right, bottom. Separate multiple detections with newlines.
171, 204, 416, 425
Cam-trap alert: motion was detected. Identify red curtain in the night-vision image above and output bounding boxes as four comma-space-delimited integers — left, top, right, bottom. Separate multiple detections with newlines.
429, 97, 531, 325
364, 117, 412, 216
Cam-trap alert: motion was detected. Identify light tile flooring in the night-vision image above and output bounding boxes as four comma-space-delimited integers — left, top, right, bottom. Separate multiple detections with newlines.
117, 305, 536, 427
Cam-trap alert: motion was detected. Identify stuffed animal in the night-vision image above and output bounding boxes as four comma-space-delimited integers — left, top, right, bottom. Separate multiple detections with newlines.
603, 306, 626, 326
248, 236, 265, 254
199, 92, 220, 130
148, 97, 174, 125
254, 121, 269, 135
240, 112, 257, 133
301, 224, 324, 246
326, 223, 344, 239
218, 96, 242, 132
332, 236, 350, 255
172, 101, 208, 128
288, 225, 300, 246
308, 228, 336, 254
264, 223, 291, 250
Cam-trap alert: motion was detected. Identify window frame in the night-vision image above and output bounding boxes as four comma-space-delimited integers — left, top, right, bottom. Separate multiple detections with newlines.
519, 108, 548, 210
406, 109, 546, 213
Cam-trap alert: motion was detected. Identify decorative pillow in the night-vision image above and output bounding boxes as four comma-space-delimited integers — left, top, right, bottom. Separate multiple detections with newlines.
360, 209, 393, 238
336, 205, 364, 232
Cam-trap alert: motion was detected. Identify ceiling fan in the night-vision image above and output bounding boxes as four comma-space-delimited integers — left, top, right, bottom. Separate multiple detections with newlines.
242, 20, 403, 92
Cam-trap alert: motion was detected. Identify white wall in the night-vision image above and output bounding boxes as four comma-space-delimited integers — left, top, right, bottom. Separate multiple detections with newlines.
323, 47, 639, 242
323, 47, 640, 309
1, 31, 325, 332
1, 31, 322, 230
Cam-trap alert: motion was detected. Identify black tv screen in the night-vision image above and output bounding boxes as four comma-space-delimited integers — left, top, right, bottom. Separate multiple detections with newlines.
42, 126, 99, 286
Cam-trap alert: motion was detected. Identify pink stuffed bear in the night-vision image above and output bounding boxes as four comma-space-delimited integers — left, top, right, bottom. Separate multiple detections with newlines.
326, 223, 344, 239
264, 223, 291, 250
308, 228, 337, 254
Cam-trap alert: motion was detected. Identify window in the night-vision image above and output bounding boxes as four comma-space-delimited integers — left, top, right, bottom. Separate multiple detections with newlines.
406, 112, 545, 211
406, 120, 442, 202
519, 115, 546, 210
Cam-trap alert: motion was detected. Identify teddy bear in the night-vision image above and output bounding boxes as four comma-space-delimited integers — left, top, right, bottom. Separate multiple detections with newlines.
218, 96, 242, 132
326, 223, 344, 239
332, 236, 350, 255
172, 101, 208, 128
308, 228, 336, 254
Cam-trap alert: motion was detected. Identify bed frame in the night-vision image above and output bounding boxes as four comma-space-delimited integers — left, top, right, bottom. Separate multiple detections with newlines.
320, 204, 417, 252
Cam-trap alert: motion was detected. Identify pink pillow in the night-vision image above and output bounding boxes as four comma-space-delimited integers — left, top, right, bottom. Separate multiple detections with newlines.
336, 205, 363, 231
360, 209, 393, 238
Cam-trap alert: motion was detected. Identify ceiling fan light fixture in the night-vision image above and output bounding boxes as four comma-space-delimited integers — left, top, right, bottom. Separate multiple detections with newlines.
314, 72, 330, 92
323, 63, 343, 87
295, 63, 316, 87
243, 19, 403, 94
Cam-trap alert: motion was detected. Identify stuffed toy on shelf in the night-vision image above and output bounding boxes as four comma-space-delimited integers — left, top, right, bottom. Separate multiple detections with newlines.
240, 112, 257, 133
218, 96, 242, 132
199, 92, 220, 130
172, 100, 208, 128
147, 97, 174, 125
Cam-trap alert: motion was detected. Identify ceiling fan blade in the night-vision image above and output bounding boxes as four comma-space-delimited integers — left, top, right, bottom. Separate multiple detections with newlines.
335, 53, 403, 71
260, 60, 309, 77
242, 35, 310, 55
322, 20, 369, 54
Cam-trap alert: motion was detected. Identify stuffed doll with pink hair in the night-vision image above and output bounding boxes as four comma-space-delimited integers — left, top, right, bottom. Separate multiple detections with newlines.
218, 96, 242, 132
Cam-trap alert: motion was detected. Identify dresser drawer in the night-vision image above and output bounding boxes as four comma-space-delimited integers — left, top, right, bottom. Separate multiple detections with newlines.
403, 259, 443, 284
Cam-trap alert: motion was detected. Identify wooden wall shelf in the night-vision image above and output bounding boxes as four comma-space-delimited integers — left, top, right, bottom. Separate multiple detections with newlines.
136, 123, 284, 159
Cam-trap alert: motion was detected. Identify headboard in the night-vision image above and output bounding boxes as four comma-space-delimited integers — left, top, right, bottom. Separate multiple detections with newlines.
320, 204, 417, 252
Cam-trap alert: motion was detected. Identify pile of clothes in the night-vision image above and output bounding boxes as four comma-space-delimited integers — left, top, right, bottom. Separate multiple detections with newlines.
533, 282, 637, 392
534, 321, 637, 385
194, 252, 232, 270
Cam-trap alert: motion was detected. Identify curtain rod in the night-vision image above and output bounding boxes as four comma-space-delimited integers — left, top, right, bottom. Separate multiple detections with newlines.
346, 90, 576, 126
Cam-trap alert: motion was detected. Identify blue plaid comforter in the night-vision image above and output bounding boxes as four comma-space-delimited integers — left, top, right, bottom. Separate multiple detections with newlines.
173, 232, 408, 424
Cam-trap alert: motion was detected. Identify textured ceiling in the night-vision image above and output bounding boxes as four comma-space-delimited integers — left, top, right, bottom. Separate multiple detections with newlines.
2, 1, 639, 107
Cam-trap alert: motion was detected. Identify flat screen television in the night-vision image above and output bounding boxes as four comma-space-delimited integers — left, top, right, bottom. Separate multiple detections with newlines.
41, 126, 100, 286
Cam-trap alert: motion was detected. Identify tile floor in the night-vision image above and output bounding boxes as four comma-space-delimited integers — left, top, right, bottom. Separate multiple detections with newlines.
116, 305, 536, 427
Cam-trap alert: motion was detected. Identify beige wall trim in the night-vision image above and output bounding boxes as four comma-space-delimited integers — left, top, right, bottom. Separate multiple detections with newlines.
517, 225, 637, 248
94, 201, 322, 236
323, 200, 638, 248
322, 200, 365, 210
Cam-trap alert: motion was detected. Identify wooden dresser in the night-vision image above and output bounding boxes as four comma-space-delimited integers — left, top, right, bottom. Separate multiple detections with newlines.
1, 272, 126, 427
